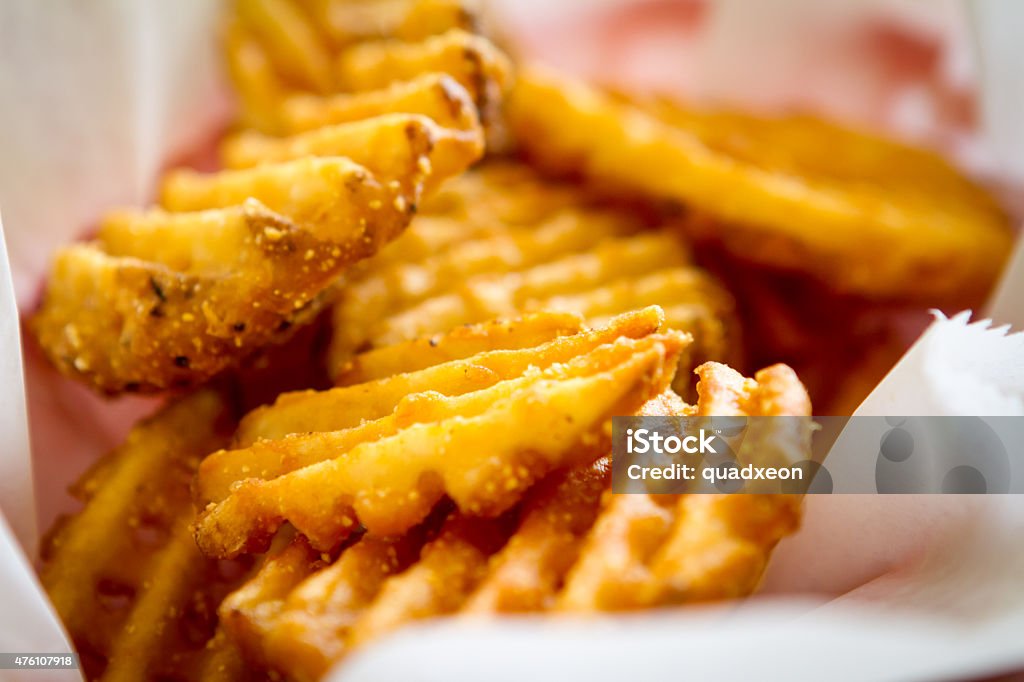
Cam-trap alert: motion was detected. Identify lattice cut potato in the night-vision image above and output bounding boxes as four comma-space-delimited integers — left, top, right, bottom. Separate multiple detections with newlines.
212, 356, 811, 680
327, 161, 740, 390
33, 79, 484, 394
39, 390, 259, 681
226, 0, 510, 133
507, 68, 1013, 305
193, 307, 686, 558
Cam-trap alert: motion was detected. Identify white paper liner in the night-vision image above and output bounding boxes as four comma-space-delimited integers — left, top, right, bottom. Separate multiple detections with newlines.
0, 215, 34, 553
336, 496, 1024, 682
854, 311, 1024, 416
0, 213, 75, 682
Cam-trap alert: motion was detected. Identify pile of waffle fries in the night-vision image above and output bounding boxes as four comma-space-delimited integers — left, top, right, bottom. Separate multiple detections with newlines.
31, 0, 1011, 680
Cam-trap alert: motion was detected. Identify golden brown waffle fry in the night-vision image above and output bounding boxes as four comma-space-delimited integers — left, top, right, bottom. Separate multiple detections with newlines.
220, 508, 503, 682
218, 537, 331, 672
220, 534, 417, 682
225, 19, 287, 133
34, 80, 484, 393
194, 311, 653, 533
327, 214, 635, 356
336, 29, 513, 121
508, 69, 1012, 304
365, 237, 709, 342
345, 513, 512, 646
335, 310, 584, 384
557, 363, 811, 610
218, 362, 810, 679
39, 390, 257, 681
194, 319, 685, 556
234, 0, 335, 94
231, 306, 663, 446
461, 458, 611, 613
418, 161, 582, 224
308, 0, 479, 49
225, 0, 510, 137
221, 112, 483, 188
233, 0, 476, 91
327, 166, 738, 385
279, 72, 479, 133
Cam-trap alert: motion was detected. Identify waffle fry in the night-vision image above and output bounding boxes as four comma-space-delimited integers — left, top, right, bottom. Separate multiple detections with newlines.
217, 360, 810, 679
346, 513, 513, 647
193, 311, 685, 557
508, 69, 1013, 304
335, 29, 513, 120
461, 458, 612, 613
230, 307, 662, 448
39, 390, 257, 681
33, 75, 485, 394
336, 310, 584, 384
418, 161, 582, 225
226, 0, 510, 135
220, 112, 483, 188
220, 534, 417, 681
279, 72, 480, 133
219, 506, 503, 682
197, 323, 652, 510
327, 163, 738, 385
558, 363, 811, 610
36, 0, 496, 395
234, 0, 335, 94
233, 0, 478, 91
225, 19, 287, 133
308, 0, 479, 48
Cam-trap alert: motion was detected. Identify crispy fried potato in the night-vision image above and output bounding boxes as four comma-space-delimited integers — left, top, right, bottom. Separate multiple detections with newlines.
39, 390, 256, 681
508, 69, 1013, 304
222, 534, 418, 682
324, 161, 739, 387
336, 29, 513, 120
327, 209, 636, 358
308, 0, 478, 49
218, 537, 330, 672
220, 510, 501, 682
198, 313, 668, 506
557, 363, 811, 610
461, 458, 611, 613
221, 112, 484, 190
234, 0, 334, 93
346, 513, 511, 648
280, 72, 478, 133
366, 235, 692, 341
331, 227, 736, 381
39, 0, 494, 394
218, 362, 810, 678
418, 161, 581, 224
34, 171, 401, 393
335, 310, 583, 384
194, 326, 684, 557
35, 91, 483, 393
223, 0, 509, 138
234, 306, 664, 445
225, 19, 287, 133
